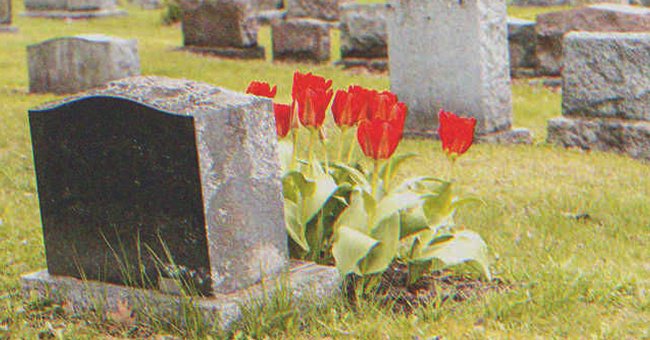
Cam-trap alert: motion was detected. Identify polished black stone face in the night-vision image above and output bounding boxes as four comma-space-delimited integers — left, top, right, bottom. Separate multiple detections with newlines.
29, 96, 212, 295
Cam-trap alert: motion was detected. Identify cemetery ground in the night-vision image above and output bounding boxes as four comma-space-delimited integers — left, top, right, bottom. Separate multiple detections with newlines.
1, 2, 649, 339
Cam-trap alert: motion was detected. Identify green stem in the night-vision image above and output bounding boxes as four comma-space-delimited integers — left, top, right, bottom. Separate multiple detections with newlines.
383, 158, 393, 193
308, 129, 317, 175
290, 128, 299, 170
346, 133, 356, 164
371, 159, 381, 200
336, 127, 346, 163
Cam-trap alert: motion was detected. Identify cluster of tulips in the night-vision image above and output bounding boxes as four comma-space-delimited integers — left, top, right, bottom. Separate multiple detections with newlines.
245, 71, 490, 280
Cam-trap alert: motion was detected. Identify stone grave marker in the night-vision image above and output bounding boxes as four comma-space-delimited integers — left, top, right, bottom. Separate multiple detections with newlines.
508, 17, 537, 77
23, 0, 126, 18
22, 76, 340, 329
339, 3, 388, 71
272, 18, 330, 62
1, 0, 17, 32
547, 32, 650, 161
28, 35, 140, 95
387, 0, 531, 143
536, 4, 650, 76
285, 0, 352, 22
180, 0, 264, 59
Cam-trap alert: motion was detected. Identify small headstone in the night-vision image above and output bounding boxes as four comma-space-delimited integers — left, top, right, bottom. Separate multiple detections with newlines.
339, 3, 388, 71
23, 0, 126, 18
508, 17, 537, 77
0, 0, 17, 32
180, 0, 264, 59
387, 0, 531, 143
28, 35, 140, 94
272, 18, 330, 62
23, 76, 340, 330
536, 4, 650, 76
547, 32, 650, 161
285, 0, 352, 22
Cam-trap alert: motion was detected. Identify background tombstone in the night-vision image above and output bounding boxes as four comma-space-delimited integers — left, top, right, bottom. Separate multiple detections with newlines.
23, 76, 340, 329
28, 35, 140, 94
180, 0, 264, 59
339, 3, 388, 71
272, 18, 330, 62
508, 17, 537, 77
547, 32, 650, 161
1, 0, 17, 32
535, 4, 650, 76
23, 0, 125, 18
285, 0, 352, 22
387, 0, 531, 143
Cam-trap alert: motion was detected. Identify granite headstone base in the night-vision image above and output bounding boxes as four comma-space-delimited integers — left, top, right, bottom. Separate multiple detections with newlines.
177, 45, 265, 59
548, 117, 650, 161
404, 127, 533, 145
337, 58, 388, 72
22, 9, 126, 18
22, 261, 341, 331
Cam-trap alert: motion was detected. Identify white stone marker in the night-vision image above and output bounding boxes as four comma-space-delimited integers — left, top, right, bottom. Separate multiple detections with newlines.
387, 0, 530, 143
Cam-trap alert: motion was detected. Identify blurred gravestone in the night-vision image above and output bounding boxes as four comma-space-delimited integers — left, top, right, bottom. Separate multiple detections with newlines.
23, 0, 125, 18
547, 32, 650, 161
180, 0, 264, 59
22, 76, 340, 330
0, 0, 17, 32
508, 17, 537, 77
285, 0, 352, 22
272, 18, 330, 62
387, 0, 531, 143
28, 35, 140, 94
339, 3, 388, 71
536, 4, 650, 76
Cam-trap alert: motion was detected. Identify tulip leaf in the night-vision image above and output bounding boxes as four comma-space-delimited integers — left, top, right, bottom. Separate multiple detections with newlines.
393, 176, 447, 194
334, 189, 372, 233
283, 171, 315, 199
379, 153, 417, 183
415, 230, 492, 280
451, 196, 486, 210
283, 200, 310, 252
399, 204, 430, 240
332, 226, 379, 276
422, 182, 455, 228
277, 139, 293, 173
360, 213, 400, 275
301, 162, 339, 225
373, 192, 423, 230
328, 162, 371, 192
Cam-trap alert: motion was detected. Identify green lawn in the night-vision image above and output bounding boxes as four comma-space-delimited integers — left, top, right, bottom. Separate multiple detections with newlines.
1, 2, 649, 339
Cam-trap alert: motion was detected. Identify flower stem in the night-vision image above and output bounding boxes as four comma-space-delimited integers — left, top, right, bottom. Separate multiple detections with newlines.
336, 127, 346, 163
290, 128, 299, 170
308, 129, 317, 174
346, 134, 356, 164
371, 159, 381, 199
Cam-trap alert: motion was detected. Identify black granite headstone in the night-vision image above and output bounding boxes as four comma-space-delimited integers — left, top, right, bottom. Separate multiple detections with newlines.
30, 96, 213, 294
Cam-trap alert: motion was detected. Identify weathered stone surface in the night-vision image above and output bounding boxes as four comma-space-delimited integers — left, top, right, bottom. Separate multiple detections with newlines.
536, 4, 650, 76
272, 18, 330, 62
563, 32, 650, 121
387, 0, 515, 137
28, 35, 140, 94
253, 0, 282, 11
23, 0, 126, 17
1, 0, 11, 24
547, 117, 650, 160
181, 0, 258, 48
256, 9, 286, 25
22, 261, 341, 331
508, 17, 537, 76
340, 3, 388, 59
285, 0, 352, 21
29, 76, 288, 295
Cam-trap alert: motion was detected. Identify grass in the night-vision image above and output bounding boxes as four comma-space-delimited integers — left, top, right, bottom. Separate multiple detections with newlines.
1, 1, 649, 339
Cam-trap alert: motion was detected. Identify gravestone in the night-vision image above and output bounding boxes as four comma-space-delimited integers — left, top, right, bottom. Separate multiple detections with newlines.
180, 0, 264, 59
536, 4, 650, 76
22, 76, 340, 330
339, 3, 388, 71
272, 18, 330, 62
547, 32, 650, 161
285, 0, 352, 22
387, 0, 531, 143
23, 0, 126, 18
508, 17, 537, 77
28, 35, 140, 94
1, 0, 17, 32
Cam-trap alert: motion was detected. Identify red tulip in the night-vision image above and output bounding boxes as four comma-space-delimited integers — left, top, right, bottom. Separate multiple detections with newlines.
331, 85, 372, 128
291, 71, 333, 129
437, 109, 477, 157
357, 119, 402, 160
246, 81, 277, 98
273, 103, 292, 138
368, 91, 398, 121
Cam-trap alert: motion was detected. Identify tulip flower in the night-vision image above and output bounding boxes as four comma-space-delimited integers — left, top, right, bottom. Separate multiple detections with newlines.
437, 109, 477, 158
246, 81, 277, 98
292, 71, 333, 129
332, 85, 375, 128
368, 91, 398, 121
357, 119, 403, 161
292, 71, 332, 103
273, 103, 292, 138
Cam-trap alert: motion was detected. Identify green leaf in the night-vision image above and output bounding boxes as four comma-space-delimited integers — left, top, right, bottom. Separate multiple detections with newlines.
302, 165, 339, 225
450, 197, 486, 210
422, 182, 455, 228
416, 230, 492, 280
393, 176, 446, 194
379, 153, 417, 182
283, 171, 315, 199
399, 204, 430, 239
360, 213, 400, 275
283, 200, 310, 252
334, 189, 372, 233
373, 192, 423, 230
328, 162, 371, 192
277, 139, 293, 173
332, 226, 379, 276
